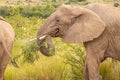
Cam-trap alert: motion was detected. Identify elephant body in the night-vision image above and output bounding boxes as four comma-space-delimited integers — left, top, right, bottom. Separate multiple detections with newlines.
0, 16, 15, 80
85, 4, 120, 60
37, 3, 120, 80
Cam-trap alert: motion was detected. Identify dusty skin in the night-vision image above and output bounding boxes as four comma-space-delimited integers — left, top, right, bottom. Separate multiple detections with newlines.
0, 17, 15, 80
37, 3, 120, 80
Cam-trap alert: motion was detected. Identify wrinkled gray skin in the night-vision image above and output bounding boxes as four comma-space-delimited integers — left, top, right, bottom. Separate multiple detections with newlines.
37, 3, 120, 80
0, 16, 15, 80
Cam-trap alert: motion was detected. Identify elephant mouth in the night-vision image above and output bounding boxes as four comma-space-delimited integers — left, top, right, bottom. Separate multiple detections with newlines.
38, 27, 60, 41
51, 28, 60, 37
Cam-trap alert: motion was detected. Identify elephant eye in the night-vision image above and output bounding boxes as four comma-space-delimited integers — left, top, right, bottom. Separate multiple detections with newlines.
56, 19, 60, 22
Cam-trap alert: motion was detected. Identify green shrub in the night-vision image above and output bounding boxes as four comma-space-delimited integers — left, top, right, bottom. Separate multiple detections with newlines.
21, 5, 40, 17
9, 6, 24, 16
21, 4, 56, 18
0, 6, 24, 17
41, 4, 56, 18
0, 4, 56, 18
0, 6, 10, 16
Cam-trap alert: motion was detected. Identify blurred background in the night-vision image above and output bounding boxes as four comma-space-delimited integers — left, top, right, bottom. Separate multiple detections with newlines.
0, 0, 120, 80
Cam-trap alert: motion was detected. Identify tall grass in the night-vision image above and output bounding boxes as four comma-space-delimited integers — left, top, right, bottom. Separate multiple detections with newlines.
5, 55, 71, 80
64, 44, 85, 80
100, 59, 120, 80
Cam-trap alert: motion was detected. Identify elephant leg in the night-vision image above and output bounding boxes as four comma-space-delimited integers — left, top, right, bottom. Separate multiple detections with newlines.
0, 42, 13, 80
0, 43, 4, 59
0, 44, 4, 80
84, 35, 108, 80
84, 63, 89, 80
0, 51, 11, 80
85, 56, 102, 80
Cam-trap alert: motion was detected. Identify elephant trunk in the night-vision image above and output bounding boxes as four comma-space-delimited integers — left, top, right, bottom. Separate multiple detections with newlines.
37, 34, 55, 56
37, 24, 59, 56
37, 35, 55, 56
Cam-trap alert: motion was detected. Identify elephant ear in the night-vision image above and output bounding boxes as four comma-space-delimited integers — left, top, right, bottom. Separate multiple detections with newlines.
62, 6, 106, 43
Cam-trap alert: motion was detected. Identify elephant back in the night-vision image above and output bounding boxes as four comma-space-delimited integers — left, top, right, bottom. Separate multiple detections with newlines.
85, 3, 120, 26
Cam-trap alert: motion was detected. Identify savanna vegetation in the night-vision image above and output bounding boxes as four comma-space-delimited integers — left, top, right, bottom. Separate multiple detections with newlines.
0, 0, 120, 80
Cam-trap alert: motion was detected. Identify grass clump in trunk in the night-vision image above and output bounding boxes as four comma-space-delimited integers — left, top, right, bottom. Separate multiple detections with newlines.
22, 40, 39, 63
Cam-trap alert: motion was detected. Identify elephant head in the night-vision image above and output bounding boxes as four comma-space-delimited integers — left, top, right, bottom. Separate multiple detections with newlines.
37, 4, 105, 56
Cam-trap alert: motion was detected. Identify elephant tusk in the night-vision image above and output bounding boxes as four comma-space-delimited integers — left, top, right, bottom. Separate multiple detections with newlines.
39, 35, 48, 40
29, 38, 37, 42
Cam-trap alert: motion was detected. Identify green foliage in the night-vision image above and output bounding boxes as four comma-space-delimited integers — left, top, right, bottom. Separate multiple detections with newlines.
5, 15, 44, 39
65, 44, 86, 80
0, 6, 10, 16
22, 40, 39, 63
0, 4, 56, 18
9, 6, 24, 16
40, 4, 56, 18
0, 1, 89, 18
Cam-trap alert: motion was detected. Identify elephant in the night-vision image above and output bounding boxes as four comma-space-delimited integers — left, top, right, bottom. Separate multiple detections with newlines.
0, 16, 15, 80
37, 3, 120, 80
